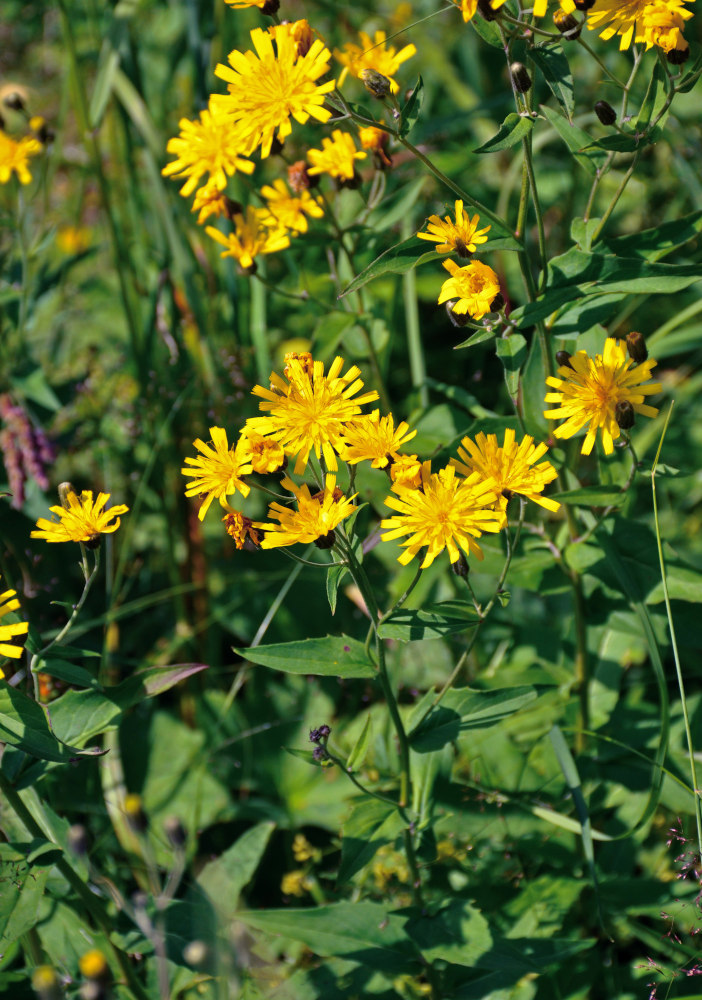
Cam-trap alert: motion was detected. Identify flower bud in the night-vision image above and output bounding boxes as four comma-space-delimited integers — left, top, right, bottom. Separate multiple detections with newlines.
164, 815, 187, 849
594, 100, 617, 126
31, 966, 63, 1000
555, 350, 575, 370
314, 529, 336, 549
78, 950, 109, 982
309, 724, 331, 743
626, 331, 648, 363
490, 292, 504, 313
183, 940, 210, 968
445, 301, 470, 328
452, 553, 469, 579
360, 68, 392, 99
667, 44, 690, 65
573, 0, 596, 9
123, 793, 147, 833
510, 63, 532, 94
615, 400, 635, 430
477, 0, 498, 20
3, 91, 25, 111
67, 824, 88, 856
553, 10, 581, 38
259, 0, 280, 14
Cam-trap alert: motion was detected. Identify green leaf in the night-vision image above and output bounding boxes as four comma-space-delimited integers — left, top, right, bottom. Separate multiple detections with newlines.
378, 601, 481, 641
345, 713, 372, 772
496, 334, 527, 397
32, 659, 96, 688
635, 60, 667, 134
540, 104, 607, 174
410, 686, 538, 751
406, 900, 493, 967
234, 636, 375, 678
326, 564, 349, 616
570, 216, 601, 253
470, 12, 502, 47
601, 209, 702, 262
338, 798, 403, 884
339, 237, 440, 298
238, 903, 420, 973
0, 684, 105, 763
529, 45, 574, 120
399, 75, 424, 137
0, 846, 50, 946
283, 746, 320, 766
474, 113, 534, 153
454, 327, 498, 350
196, 822, 275, 918
553, 485, 626, 507
9, 369, 62, 412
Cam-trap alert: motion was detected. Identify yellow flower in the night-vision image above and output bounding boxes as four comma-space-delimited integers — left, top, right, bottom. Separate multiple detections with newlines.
56, 226, 91, 254
292, 833, 320, 863
452, 428, 560, 512
206, 207, 290, 271
341, 411, 416, 469
255, 474, 357, 548
212, 26, 336, 159
381, 462, 503, 569
390, 454, 423, 489
79, 950, 108, 980
489, 0, 574, 15
259, 178, 323, 234
181, 427, 252, 520
438, 259, 501, 320
335, 30, 416, 94
281, 869, 313, 896
273, 18, 316, 58
239, 430, 286, 473
587, 0, 692, 49
191, 182, 230, 226
161, 101, 254, 197
358, 125, 392, 167
223, 511, 261, 550
247, 355, 379, 474
417, 201, 491, 257
0, 131, 42, 185
224, 0, 279, 9
31, 491, 129, 544
544, 338, 662, 455
0, 581, 29, 666
454, 0, 479, 21
307, 129, 367, 182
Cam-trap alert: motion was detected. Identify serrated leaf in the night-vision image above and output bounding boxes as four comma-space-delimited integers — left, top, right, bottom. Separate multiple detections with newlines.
529, 46, 574, 119
345, 713, 372, 772
474, 113, 534, 153
378, 601, 481, 641
410, 686, 538, 751
234, 635, 375, 678
399, 75, 424, 137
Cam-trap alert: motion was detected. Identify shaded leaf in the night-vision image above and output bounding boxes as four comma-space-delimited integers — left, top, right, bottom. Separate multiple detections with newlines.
0, 685, 104, 763
338, 799, 403, 884
474, 113, 534, 153
234, 636, 375, 678
378, 601, 481, 641
197, 822, 275, 918
529, 46, 574, 119
399, 76, 424, 137
410, 686, 538, 751
346, 713, 372, 772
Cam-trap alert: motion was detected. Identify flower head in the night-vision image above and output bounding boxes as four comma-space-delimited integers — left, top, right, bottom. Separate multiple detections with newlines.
438, 259, 501, 320
358, 125, 392, 167
0, 131, 42, 185
390, 453, 423, 489
224, 0, 279, 10
544, 338, 662, 454
255, 474, 357, 548
191, 182, 231, 226
587, 0, 693, 49
182, 427, 252, 520
212, 26, 336, 159
0, 582, 28, 667
274, 19, 316, 58
341, 411, 416, 469
31, 491, 129, 544
307, 129, 366, 181
247, 356, 378, 474
161, 101, 254, 197
206, 207, 290, 270
381, 462, 503, 569
452, 428, 560, 512
260, 178, 323, 234
454, 0, 479, 21
223, 511, 262, 549
239, 430, 286, 473
334, 30, 416, 94
418, 201, 491, 257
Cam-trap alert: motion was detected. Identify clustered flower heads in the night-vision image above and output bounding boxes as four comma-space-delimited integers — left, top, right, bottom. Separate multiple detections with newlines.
181, 352, 562, 568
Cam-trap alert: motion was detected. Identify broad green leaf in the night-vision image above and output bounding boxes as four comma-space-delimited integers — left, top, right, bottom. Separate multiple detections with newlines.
378, 601, 481, 641
406, 900, 493, 967
496, 334, 527, 397
540, 104, 607, 174
238, 903, 420, 973
399, 75, 424, 137
601, 209, 702, 262
234, 636, 375, 678
338, 798, 403, 884
33, 659, 96, 688
529, 46, 574, 120
474, 112, 534, 153
0, 684, 104, 763
553, 485, 626, 507
410, 686, 538, 751
345, 713, 372, 772
197, 822, 275, 918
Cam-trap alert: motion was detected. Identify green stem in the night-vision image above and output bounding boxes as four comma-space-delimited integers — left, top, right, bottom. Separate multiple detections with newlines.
0, 771, 150, 1000
589, 153, 639, 245
325, 749, 406, 812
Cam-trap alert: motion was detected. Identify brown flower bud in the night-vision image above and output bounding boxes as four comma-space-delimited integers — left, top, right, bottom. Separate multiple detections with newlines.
594, 100, 617, 126
510, 62, 532, 94
667, 44, 690, 65
445, 301, 470, 328
3, 91, 25, 111
288, 160, 315, 192
553, 10, 581, 38
314, 530, 336, 550
360, 68, 392, 99
626, 331, 648, 363
555, 350, 574, 370
573, 0, 596, 10
452, 553, 469, 579
260, 0, 280, 14
490, 292, 505, 313
615, 400, 635, 430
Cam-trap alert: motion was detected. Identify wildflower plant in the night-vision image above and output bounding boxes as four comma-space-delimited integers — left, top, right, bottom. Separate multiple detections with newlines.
1, 0, 702, 998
